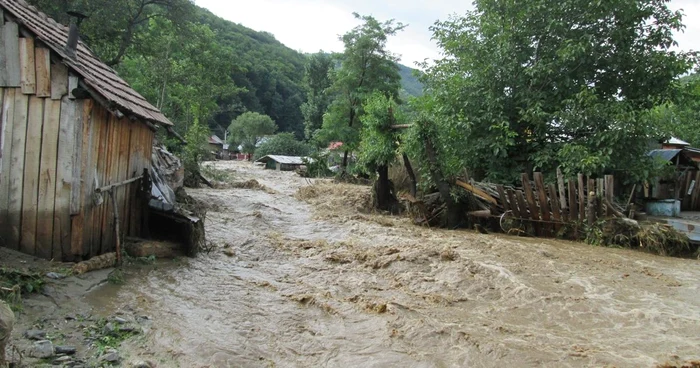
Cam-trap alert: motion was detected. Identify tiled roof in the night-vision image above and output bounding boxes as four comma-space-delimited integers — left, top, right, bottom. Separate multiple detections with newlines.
0, 0, 173, 126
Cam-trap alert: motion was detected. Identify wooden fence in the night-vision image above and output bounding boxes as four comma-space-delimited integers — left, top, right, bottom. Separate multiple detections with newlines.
494, 172, 618, 237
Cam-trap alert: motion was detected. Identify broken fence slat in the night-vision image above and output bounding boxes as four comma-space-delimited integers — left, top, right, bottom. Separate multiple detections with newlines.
507, 188, 521, 218
496, 185, 509, 212
578, 174, 585, 222
568, 180, 578, 222
455, 179, 498, 205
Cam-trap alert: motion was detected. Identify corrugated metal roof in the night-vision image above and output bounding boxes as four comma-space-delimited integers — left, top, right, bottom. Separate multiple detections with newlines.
0, 0, 173, 126
255, 155, 310, 165
648, 149, 682, 162
208, 135, 224, 145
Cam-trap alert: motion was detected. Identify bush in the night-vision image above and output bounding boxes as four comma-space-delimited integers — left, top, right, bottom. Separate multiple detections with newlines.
253, 133, 312, 160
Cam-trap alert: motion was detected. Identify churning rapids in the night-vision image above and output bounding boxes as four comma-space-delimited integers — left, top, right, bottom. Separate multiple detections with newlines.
88, 161, 700, 368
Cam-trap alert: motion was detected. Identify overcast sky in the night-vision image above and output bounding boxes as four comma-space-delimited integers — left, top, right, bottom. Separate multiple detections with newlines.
196, 0, 699, 69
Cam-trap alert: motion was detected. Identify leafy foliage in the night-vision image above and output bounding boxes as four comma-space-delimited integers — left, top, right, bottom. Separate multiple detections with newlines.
301, 53, 334, 141
317, 13, 406, 167
182, 117, 211, 186
651, 73, 700, 147
359, 93, 402, 172
254, 133, 313, 160
419, 0, 697, 184
228, 112, 277, 154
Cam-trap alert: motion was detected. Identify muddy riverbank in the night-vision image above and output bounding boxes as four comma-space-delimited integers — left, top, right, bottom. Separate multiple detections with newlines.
3, 160, 699, 367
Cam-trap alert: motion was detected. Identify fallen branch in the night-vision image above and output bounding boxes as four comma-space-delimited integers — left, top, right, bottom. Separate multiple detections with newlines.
455, 180, 498, 205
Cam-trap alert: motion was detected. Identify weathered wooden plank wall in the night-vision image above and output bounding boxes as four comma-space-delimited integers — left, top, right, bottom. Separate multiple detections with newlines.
0, 19, 155, 260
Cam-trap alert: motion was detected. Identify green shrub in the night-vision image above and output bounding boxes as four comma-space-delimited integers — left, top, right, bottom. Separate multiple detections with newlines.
254, 133, 312, 160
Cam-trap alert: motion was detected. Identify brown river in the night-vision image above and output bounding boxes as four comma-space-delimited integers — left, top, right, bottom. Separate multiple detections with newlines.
87, 161, 700, 368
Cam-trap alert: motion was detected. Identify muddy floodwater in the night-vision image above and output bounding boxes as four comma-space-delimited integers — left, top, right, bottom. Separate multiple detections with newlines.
88, 161, 700, 368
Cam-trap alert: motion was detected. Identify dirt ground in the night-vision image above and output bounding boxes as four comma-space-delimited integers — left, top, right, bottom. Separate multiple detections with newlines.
3, 160, 700, 367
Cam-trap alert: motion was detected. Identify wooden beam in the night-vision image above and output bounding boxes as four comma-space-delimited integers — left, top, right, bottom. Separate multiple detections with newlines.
455, 179, 498, 205
557, 167, 567, 211
56, 96, 80, 260
18, 36, 35, 94
34, 46, 51, 97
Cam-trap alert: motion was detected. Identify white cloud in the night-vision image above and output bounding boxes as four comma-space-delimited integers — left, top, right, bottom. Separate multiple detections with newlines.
196, 0, 699, 68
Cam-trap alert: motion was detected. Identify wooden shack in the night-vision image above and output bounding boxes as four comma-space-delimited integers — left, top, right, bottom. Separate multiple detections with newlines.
0, 0, 173, 261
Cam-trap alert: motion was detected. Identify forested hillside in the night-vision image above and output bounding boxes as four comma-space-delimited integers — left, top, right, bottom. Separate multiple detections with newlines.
26, 0, 420, 139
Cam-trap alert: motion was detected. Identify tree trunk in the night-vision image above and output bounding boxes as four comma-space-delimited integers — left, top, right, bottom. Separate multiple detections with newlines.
374, 164, 396, 212
424, 136, 462, 228
402, 152, 417, 197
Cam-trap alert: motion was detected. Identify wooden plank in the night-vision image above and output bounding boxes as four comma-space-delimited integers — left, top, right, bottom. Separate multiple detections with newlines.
18, 37, 36, 94
557, 167, 567, 212
587, 178, 596, 224
577, 174, 585, 222
6, 91, 28, 249
100, 112, 118, 255
0, 89, 13, 215
55, 97, 81, 260
549, 183, 562, 227
455, 179, 498, 205
515, 190, 529, 221
50, 62, 68, 100
71, 97, 95, 259
34, 46, 50, 97
91, 105, 109, 257
1, 21, 21, 87
597, 178, 604, 218
118, 120, 131, 241
65, 98, 84, 215
533, 172, 550, 222
126, 120, 138, 236
20, 96, 44, 256
521, 173, 540, 221
568, 180, 577, 222
0, 20, 5, 86
605, 175, 614, 216
37, 99, 60, 259
496, 185, 509, 212
506, 188, 520, 218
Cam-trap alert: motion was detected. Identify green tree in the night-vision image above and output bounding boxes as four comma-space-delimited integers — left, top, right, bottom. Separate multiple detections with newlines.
301, 53, 333, 141
254, 133, 312, 160
652, 73, 700, 146
420, 0, 696, 183
228, 112, 277, 154
182, 117, 210, 186
359, 93, 402, 211
319, 13, 406, 172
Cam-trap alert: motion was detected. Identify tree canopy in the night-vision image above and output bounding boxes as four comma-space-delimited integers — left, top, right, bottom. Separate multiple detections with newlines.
228, 112, 277, 154
254, 133, 313, 160
417, 0, 697, 183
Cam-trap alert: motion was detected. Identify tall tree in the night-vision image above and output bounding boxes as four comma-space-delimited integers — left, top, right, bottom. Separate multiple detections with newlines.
301, 53, 333, 141
359, 93, 402, 212
318, 13, 406, 172
228, 112, 277, 154
420, 0, 696, 183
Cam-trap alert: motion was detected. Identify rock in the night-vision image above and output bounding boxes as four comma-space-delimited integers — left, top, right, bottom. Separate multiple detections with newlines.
103, 322, 116, 335
114, 316, 128, 324
131, 360, 153, 368
30, 340, 54, 358
223, 249, 236, 257
53, 355, 73, 364
1, 300, 15, 365
119, 325, 138, 333
55, 345, 77, 355
46, 272, 65, 279
24, 329, 47, 340
100, 351, 121, 363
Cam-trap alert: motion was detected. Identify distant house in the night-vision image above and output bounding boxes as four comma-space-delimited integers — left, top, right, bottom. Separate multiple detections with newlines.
256, 155, 310, 171
0, 0, 174, 261
646, 147, 700, 211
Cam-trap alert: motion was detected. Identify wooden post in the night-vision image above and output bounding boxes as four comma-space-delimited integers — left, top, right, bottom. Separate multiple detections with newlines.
516, 190, 529, 221
597, 178, 605, 218
568, 180, 577, 222
578, 174, 585, 222
557, 167, 567, 212
587, 190, 597, 226
605, 175, 614, 216
109, 190, 122, 266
